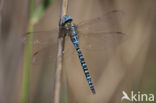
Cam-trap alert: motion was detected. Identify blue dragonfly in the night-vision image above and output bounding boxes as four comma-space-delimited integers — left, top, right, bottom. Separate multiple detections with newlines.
24, 10, 126, 94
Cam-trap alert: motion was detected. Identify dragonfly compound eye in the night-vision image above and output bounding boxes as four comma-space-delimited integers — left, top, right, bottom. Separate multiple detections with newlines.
61, 16, 73, 25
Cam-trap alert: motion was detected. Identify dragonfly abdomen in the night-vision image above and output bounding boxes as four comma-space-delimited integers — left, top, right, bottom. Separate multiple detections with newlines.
69, 24, 96, 94
76, 46, 96, 94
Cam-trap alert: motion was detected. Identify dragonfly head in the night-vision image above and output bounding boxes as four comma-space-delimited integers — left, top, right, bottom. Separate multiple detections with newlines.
61, 16, 73, 26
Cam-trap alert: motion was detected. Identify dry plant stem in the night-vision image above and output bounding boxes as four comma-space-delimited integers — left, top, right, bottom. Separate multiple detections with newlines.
54, 0, 68, 103
61, 0, 68, 18
54, 38, 65, 103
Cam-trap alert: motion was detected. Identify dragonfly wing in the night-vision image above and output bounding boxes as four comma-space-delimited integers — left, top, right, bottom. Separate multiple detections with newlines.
22, 10, 125, 62
77, 10, 124, 32
22, 29, 59, 64
32, 29, 58, 54
79, 31, 126, 50
66, 10, 126, 54
67, 31, 126, 53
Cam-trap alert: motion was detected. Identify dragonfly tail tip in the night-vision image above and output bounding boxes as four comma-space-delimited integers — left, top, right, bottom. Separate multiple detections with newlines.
91, 88, 96, 95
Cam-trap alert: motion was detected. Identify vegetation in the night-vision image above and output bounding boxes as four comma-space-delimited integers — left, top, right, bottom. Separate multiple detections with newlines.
22, 0, 53, 103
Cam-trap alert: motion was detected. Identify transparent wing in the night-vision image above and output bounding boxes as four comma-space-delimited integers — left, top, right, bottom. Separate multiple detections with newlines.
77, 10, 124, 30
21, 29, 59, 59
69, 10, 126, 51
77, 31, 125, 50
65, 10, 126, 55
23, 10, 124, 36
21, 10, 126, 59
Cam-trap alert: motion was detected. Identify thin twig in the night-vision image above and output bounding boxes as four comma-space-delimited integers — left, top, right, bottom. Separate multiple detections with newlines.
54, 0, 68, 103
60, 0, 68, 18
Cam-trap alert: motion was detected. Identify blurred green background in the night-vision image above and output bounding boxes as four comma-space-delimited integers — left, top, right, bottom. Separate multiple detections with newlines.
0, 0, 156, 103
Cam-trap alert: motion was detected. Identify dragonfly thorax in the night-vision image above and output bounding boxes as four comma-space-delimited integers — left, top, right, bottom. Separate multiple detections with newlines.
63, 23, 78, 36
69, 24, 78, 36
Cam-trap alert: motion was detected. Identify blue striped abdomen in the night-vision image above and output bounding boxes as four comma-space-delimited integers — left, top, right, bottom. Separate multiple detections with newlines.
69, 24, 96, 94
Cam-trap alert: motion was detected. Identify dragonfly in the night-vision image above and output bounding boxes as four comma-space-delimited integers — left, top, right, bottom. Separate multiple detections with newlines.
23, 10, 126, 94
